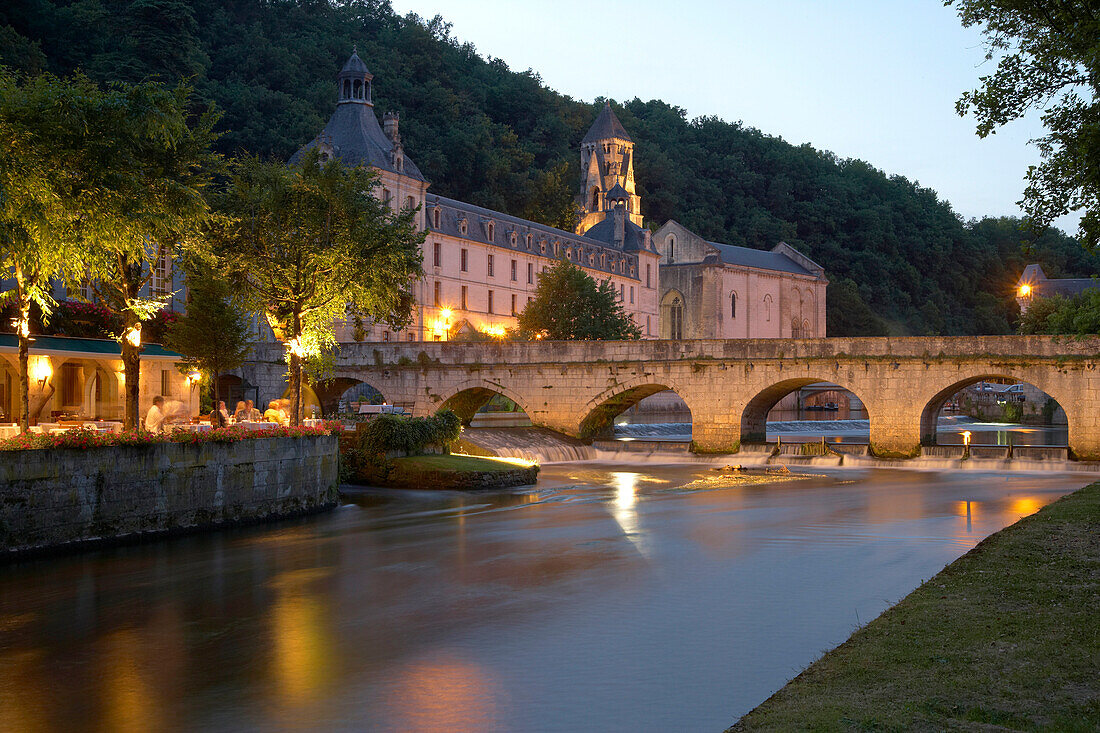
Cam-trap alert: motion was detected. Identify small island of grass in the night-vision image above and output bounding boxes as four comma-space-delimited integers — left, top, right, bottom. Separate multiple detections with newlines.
341, 410, 539, 490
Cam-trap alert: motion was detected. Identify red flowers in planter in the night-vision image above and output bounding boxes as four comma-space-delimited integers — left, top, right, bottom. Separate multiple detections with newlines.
0, 425, 335, 452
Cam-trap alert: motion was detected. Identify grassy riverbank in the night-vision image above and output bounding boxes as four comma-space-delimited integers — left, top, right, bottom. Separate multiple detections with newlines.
731, 481, 1100, 731
353, 453, 539, 490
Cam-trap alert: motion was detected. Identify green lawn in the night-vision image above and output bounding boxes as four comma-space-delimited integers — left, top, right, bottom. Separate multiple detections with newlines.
731, 481, 1100, 732
390, 454, 532, 474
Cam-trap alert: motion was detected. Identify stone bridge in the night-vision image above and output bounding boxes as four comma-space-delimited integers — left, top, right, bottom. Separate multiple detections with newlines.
239, 336, 1100, 459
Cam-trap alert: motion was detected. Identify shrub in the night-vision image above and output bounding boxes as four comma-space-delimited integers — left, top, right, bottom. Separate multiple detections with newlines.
356, 409, 461, 456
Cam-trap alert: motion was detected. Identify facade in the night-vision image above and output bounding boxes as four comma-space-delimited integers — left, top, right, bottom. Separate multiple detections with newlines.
1016, 263, 1098, 313
652, 221, 828, 339
292, 52, 660, 342
0, 335, 190, 423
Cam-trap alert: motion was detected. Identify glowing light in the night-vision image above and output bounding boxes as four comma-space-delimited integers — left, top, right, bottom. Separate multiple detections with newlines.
482, 325, 507, 338
187, 371, 201, 384
961, 430, 972, 447
1018, 283, 1032, 297
12, 316, 29, 338
124, 325, 141, 348
30, 357, 52, 384
439, 307, 453, 321
286, 337, 307, 358
432, 319, 447, 333
1009, 497, 1044, 517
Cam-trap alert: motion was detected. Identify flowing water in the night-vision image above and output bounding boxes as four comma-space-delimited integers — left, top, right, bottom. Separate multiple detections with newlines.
615, 411, 1069, 447
0, 463, 1086, 732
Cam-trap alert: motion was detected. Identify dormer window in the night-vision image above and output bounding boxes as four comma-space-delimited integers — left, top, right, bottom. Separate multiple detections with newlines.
526, 234, 532, 250
459, 218, 468, 236
432, 208, 441, 229
539, 240, 546, 254
487, 222, 495, 241
510, 231, 517, 247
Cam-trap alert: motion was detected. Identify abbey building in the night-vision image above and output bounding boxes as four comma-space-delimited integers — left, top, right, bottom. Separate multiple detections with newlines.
291, 52, 826, 342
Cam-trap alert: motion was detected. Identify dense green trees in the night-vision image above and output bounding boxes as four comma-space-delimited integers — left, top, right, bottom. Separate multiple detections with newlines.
2, 0, 1097, 336
947, 0, 1100, 250
164, 270, 252, 406
1018, 290, 1100, 334
211, 150, 423, 425
516, 259, 641, 340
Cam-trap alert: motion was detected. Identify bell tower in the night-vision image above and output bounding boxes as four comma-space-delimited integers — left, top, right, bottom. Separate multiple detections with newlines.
337, 49, 373, 106
576, 101, 643, 234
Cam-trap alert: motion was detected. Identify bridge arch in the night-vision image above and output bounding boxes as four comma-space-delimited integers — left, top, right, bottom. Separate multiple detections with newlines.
579, 376, 695, 440
740, 377, 869, 444
313, 373, 389, 417
918, 372, 1068, 446
437, 379, 534, 425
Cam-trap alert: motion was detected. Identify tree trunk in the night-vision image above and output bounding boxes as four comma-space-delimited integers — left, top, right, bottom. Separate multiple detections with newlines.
289, 311, 302, 427
121, 314, 142, 431
17, 310, 29, 433
14, 273, 30, 433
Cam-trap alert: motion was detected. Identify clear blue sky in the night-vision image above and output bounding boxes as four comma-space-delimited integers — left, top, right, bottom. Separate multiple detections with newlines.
389, 0, 1079, 233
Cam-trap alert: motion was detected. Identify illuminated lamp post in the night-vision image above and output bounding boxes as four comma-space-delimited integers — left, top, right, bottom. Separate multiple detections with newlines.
962, 430, 972, 459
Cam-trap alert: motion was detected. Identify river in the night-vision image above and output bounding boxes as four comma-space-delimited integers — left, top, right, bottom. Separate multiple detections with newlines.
0, 464, 1085, 732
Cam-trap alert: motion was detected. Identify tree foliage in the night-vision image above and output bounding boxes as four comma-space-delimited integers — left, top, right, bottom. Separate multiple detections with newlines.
1018, 289, 1100, 334
211, 149, 424, 424
4, 0, 1099, 336
516, 259, 641, 340
948, 0, 1100, 249
164, 269, 252, 404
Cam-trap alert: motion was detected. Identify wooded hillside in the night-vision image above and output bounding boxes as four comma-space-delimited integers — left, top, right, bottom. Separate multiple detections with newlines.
3, 0, 1095, 335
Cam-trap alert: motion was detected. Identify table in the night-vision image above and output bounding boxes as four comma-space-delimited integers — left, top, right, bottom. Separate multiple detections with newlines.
0, 425, 19, 439
172, 423, 212, 434
303, 418, 324, 427
238, 422, 279, 431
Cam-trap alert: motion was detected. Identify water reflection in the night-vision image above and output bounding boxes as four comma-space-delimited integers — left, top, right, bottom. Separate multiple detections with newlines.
0, 466, 1084, 732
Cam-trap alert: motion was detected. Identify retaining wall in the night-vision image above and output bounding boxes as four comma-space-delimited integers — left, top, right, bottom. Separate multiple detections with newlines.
0, 436, 339, 557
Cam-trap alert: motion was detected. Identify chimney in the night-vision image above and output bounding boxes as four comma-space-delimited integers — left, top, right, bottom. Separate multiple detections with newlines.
383, 111, 400, 143
613, 202, 625, 249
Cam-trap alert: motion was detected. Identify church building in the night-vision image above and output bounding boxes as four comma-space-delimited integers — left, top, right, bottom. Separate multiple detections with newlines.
290, 52, 826, 342
291, 52, 660, 342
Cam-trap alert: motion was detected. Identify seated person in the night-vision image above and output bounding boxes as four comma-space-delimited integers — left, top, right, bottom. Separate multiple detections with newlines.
144, 396, 168, 433
232, 400, 249, 422
210, 400, 230, 427
245, 399, 262, 421
263, 400, 283, 425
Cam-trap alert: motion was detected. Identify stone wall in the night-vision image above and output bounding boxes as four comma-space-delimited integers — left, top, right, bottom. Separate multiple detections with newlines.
0, 436, 339, 557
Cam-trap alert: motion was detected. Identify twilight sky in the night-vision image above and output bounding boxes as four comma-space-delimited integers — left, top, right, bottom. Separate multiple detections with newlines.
388, 0, 1080, 234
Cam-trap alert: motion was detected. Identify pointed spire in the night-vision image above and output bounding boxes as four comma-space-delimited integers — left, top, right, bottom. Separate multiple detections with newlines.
582, 101, 632, 145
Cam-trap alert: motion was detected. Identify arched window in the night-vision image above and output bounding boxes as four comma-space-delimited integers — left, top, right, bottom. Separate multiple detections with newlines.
526, 234, 532, 250
730, 291, 737, 318
342, 79, 351, 98
667, 235, 676, 263
353, 80, 363, 99
459, 219, 467, 235
791, 318, 802, 338
591, 187, 600, 210
510, 232, 517, 247
487, 222, 495, 241
432, 208, 440, 228
670, 297, 683, 339
763, 294, 773, 322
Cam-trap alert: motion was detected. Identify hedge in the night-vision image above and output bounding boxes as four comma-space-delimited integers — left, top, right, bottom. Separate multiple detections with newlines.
0, 422, 344, 452
356, 410, 461, 456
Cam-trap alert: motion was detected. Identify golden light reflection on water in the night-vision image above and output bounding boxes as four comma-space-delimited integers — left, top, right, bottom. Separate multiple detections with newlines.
610, 471, 648, 556
385, 654, 502, 732
0, 648, 49, 733
102, 628, 162, 733
1009, 496, 1045, 517
267, 569, 336, 713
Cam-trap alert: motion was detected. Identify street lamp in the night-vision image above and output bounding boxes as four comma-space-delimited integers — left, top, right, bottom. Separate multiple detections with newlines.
1018, 283, 1031, 298
962, 430, 972, 459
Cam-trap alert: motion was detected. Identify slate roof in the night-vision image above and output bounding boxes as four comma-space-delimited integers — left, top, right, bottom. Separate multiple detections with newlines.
582, 102, 633, 144
1019, 263, 1099, 298
707, 242, 813, 276
584, 215, 653, 253
340, 50, 371, 76
604, 182, 630, 200
0, 334, 182, 358
426, 194, 644, 279
290, 101, 425, 181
